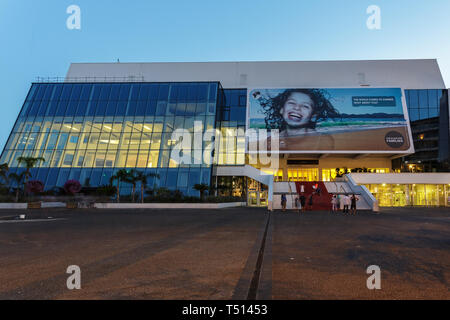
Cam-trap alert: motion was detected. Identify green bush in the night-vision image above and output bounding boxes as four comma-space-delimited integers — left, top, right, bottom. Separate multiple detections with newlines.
95, 185, 116, 197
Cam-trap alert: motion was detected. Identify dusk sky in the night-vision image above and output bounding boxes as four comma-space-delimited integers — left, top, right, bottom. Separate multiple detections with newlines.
1, 0, 449, 150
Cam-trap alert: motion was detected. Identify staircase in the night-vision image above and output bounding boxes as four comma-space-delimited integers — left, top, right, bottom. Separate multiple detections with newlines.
295, 181, 332, 211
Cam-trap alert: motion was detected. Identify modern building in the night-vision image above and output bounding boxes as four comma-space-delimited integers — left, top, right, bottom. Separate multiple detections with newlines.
1, 59, 449, 208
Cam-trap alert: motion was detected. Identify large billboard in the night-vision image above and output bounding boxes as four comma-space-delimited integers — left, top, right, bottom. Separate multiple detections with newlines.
248, 88, 413, 153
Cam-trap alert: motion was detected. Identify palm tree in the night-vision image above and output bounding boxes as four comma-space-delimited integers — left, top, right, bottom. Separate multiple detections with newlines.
8, 172, 25, 202
123, 169, 139, 202
193, 183, 209, 201
17, 157, 45, 185
135, 171, 160, 203
110, 169, 129, 203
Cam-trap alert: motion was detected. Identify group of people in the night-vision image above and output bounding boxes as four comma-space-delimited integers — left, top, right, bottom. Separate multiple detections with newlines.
280, 192, 359, 215
280, 193, 313, 213
331, 194, 358, 215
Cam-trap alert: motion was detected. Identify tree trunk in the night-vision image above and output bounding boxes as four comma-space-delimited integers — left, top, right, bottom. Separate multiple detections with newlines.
141, 185, 144, 203
117, 181, 120, 203
15, 188, 19, 203
132, 184, 135, 202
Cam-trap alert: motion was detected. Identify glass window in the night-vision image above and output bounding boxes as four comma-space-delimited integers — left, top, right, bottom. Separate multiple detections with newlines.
109, 84, 120, 100
418, 90, 428, 108
99, 84, 111, 100
83, 151, 95, 167
63, 151, 75, 167
105, 152, 116, 168
57, 133, 69, 149
129, 84, 140, 100
95, 152, 106, 167
45, 168, 59, 187
145, 100, 157, 116
60, 85, 73, 100
409, 108, 419, 122
70, 84, 82, 101
95, 101, 107, 117
37, 101, 50, 116
148, 150, 159, 168
78, 169, 92, 186
419, 108, 428, 119
136, 101, 146, 116
126, 150, 137, 167
127, 101, 137, 116
26, 84, 39, 102
429, 108, 439, 118
155, 101, 167, 116
90, 169, 103, 186
80, 84, 93, 100
166, 170, 178, 188
407, 90, 418, 108
239, 94, 247, 106
137, 151, 149, 167
119, 84, 131, 101
105, 101, 117, 116
149, 84, 159, 100
197, 84, 208, 102
428, 90, 438, 108
158, 84, 169, 101
139, 84, 151, 101
177, 170, 189, 188
115, 150, 128, 167
75, 100, 88, 116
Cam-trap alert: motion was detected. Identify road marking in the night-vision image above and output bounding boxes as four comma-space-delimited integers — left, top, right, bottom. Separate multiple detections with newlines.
0, 218, 66, 224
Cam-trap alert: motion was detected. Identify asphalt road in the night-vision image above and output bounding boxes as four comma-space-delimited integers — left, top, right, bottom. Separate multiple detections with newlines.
0, 207, 448, 300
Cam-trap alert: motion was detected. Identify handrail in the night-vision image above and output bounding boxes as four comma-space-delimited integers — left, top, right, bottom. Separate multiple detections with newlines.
35, 76, 146, 83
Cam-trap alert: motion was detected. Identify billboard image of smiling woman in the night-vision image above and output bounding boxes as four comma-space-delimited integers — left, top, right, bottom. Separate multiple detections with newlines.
248, 88, 412, 153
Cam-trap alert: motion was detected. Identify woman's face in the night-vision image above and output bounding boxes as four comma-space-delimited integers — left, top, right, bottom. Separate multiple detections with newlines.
280, 92, 315, 128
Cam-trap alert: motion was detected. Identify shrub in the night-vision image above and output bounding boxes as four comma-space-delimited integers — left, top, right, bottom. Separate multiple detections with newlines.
26, 180, 44, 194
95, 185, 116, 197
64, 180, 82, 195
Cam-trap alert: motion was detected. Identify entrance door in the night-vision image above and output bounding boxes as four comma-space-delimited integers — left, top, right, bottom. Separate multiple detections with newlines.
247, 178, 268, 207
248, 191, 259, 206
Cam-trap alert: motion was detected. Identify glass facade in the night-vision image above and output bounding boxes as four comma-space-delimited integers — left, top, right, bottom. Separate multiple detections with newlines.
401, 89, 449, 172
215, 89, 247, 165
0, 82, 221, 196
405, 89, 442, 122
365, 184, 449, 207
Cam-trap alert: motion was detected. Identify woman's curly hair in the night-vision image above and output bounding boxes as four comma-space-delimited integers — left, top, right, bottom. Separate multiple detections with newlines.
256, 89, 340, 130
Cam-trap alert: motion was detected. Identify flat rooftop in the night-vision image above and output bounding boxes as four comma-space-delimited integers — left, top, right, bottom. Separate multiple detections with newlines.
66, 59, 446, 89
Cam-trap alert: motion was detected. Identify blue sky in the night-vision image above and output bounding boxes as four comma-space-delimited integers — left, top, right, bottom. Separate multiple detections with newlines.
1, 0, 449, 150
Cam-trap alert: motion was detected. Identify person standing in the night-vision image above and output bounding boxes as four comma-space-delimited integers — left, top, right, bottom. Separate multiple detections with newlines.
343, 194, 350, 214
331, 195, 338, 213
281, 193, 287, 212
351, 194, 359, 215
300, 194, 306, 212
295, 196, 302, 213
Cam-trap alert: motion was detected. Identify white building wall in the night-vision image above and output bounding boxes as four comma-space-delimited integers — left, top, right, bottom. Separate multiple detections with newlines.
66, 59, 446, 89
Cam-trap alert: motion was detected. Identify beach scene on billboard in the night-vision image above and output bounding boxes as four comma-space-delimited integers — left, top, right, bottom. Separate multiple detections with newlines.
248, 88, 411, 152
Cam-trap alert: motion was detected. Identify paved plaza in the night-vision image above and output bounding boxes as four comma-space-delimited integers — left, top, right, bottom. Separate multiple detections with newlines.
0, 207, 448, 299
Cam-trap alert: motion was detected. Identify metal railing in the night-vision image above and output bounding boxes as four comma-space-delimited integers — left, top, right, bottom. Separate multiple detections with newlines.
35, 76, 146, 83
